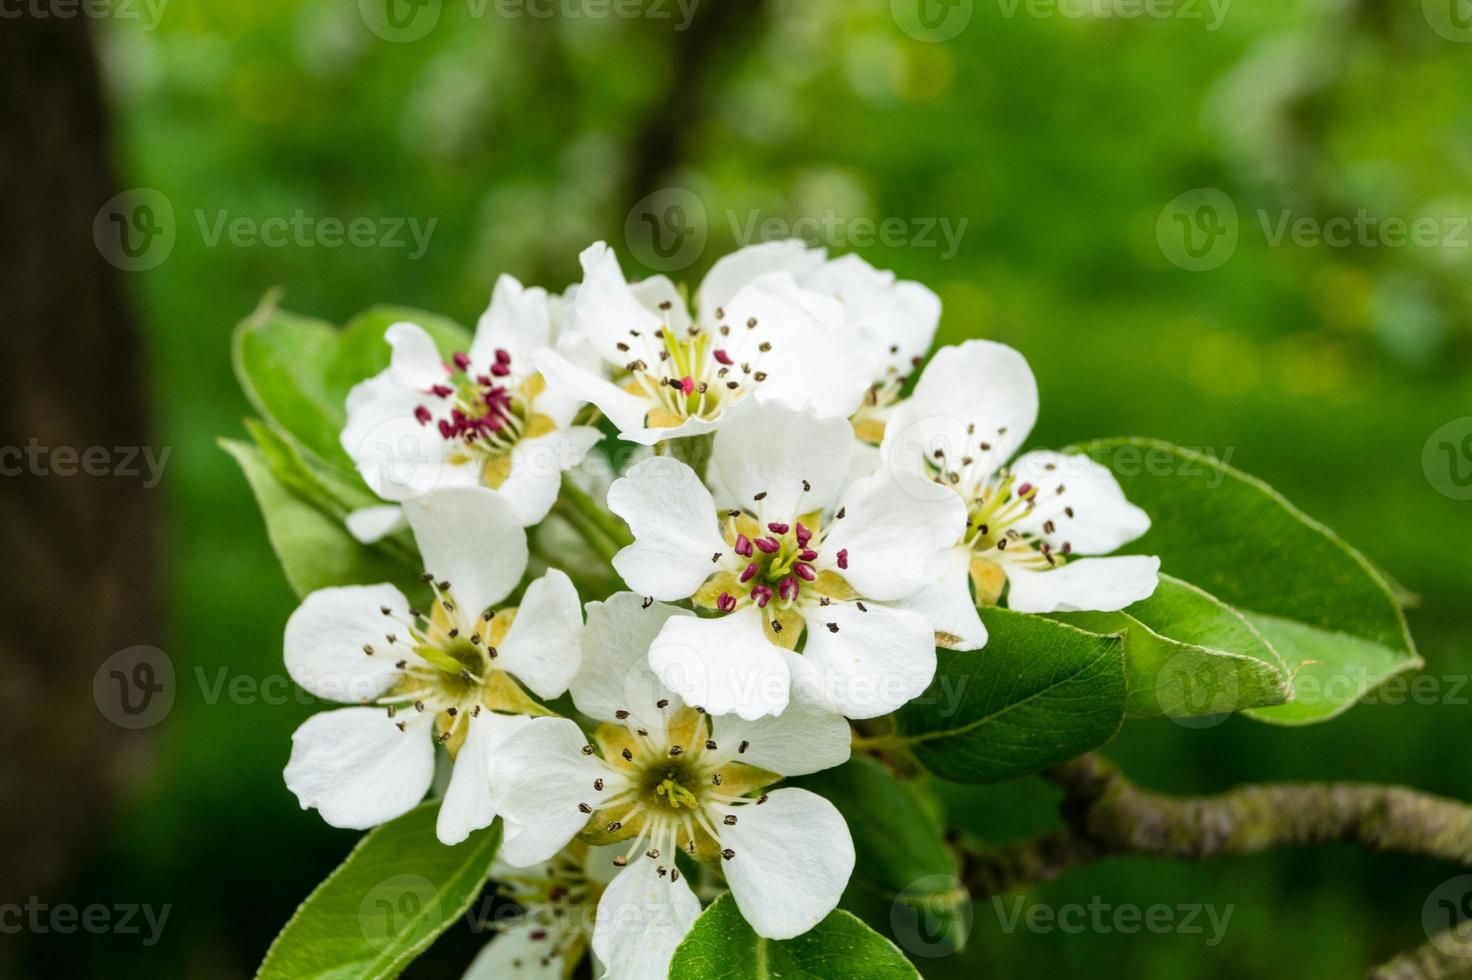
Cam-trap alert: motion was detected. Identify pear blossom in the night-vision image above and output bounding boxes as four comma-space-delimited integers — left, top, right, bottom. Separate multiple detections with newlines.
341, 274, 603, 536
282, 486, 583, 845
882, 340, 1161, 650
530, 242, 873, 445
462, 843, 621, 980
701, 240, 942, 444
606, 399, 967, 720
488, 593, 854, 976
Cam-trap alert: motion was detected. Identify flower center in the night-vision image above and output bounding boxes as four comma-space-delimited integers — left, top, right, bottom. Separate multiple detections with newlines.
418, 348, 531, 457
364, 575, 543, 749
615, 308, 774, 426
573, 706, 775, 878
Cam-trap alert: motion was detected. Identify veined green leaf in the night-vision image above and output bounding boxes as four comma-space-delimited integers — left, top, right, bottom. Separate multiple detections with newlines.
1053, 575, 1292, 720
1071, 438, 1420, 724
256, 804, 500, 980
892, 608, 1126, 783
221, 438, 419, 599
668, 893, 919, 979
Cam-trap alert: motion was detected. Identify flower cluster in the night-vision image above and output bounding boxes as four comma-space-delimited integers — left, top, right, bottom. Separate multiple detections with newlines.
279, 240, 1159, 978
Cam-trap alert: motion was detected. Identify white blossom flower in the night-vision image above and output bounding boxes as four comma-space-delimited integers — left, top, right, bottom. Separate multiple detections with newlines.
462, 843, 620, 980
488, 593, 854, 976
882, 340, 1161, 649
282, 487, 582, 845
701, 240, 942, 444
341, 274, 603, 535
530, 242, 873, 445
606, 399, 967, 720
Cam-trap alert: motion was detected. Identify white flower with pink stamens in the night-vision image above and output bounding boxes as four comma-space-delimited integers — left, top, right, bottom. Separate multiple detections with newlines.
487, 593, 854, 976
605, 399, 967, 721
341, 274, 602, 536
881, 339, 1161, 650
529, 242, 874, 446
281, 487, 583, 845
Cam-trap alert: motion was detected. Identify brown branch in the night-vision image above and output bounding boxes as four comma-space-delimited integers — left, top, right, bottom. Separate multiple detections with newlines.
958, 754, 1472, 975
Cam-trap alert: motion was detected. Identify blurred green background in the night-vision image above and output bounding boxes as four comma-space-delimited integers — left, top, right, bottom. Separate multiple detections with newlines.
16, 0, 1472, 976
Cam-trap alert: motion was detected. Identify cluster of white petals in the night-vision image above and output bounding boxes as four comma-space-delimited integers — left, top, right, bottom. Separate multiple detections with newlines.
279, 240, 1160, 979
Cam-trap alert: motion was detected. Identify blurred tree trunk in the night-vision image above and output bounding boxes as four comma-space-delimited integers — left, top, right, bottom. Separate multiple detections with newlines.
0, 13, 160, 903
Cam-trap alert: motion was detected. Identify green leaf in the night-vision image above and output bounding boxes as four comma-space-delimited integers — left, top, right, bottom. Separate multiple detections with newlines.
891, 607, 1126, 783
221, 438, 420, 599
791, 759, 967, 955
326, 305, 472, 408
1053, 575, 1292, 720
668, 893, 919, 980
257, 804, 500, 980
791, 758, 954, 896
233, 296, 354, 472
1072, 438, 1420, 724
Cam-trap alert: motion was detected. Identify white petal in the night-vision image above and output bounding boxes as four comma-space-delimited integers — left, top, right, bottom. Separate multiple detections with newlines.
802, 254, 940, 379
591, 857, 701, 980
892, 546, 988, 651
709, 400, 853, 521
497, 426, 603, 527
821, 470, 967, 601
629, 275, 693, 334
496, 570, 585, 700
607, 456, 725, 600
1005, 555, 1161, 613
697, 239, 827, 323
489, 718, 613, 868
386, 321, 448, 389
882, 340, 1038, 486
532, 348, 652, 437
1007, 450, 1152, 555
709, 650, 851, 777
342, 375, 469, 502
572, 242, 663, 362
470, 274, 551, 371
344, 504, 408, 544
571, 593, 694, 728
284, 707, 434, 830
437, 711, 535, 845
648, 606, 791, 720
722, 788, 855, 940
462, 918, 564, 980
799, 601, 936, 720
404, 487, 528, 618
723, 274, 870, 420
284, 584, 411, 702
